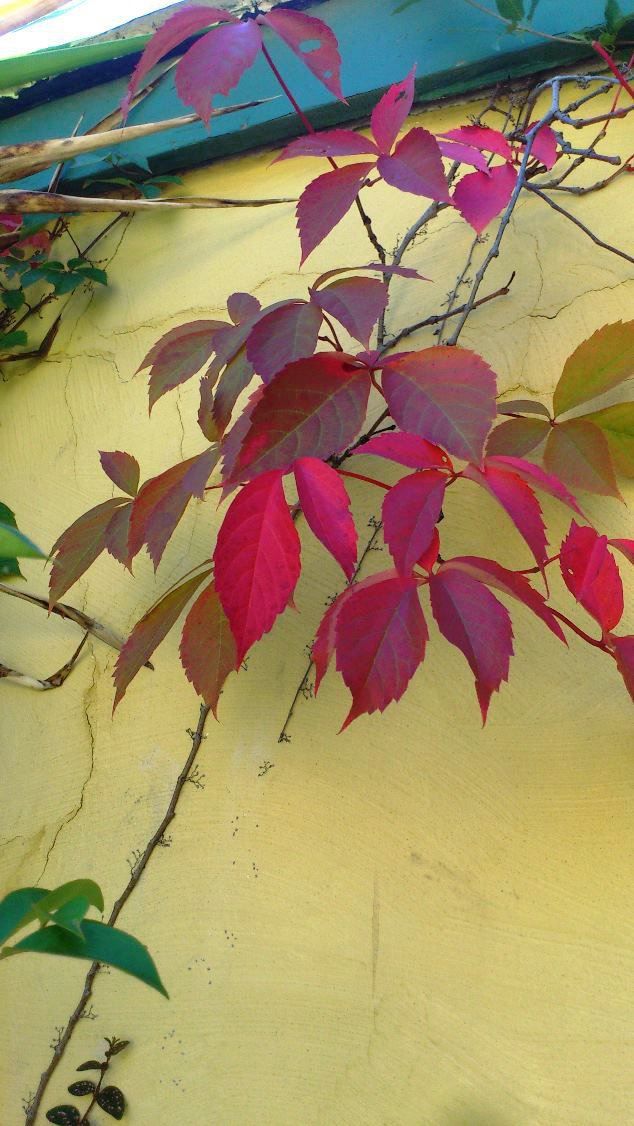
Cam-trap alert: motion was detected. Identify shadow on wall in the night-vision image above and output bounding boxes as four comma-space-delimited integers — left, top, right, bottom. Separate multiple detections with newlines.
441, 1104, 517, 1126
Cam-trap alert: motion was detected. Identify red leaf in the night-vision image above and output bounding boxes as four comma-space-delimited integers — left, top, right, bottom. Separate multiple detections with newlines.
609, 634, 634, 701
311, 276, 387, 347
527, 123, 558, 169
294, 458, 357, 578
439, 557, 566, 643
485, 416, 549, 458
113, 569, 211, 709
335, 574, 428, 728
121, 6, 233, 116
312, 572, 389, 693
377, 128, 451, 202
382, 346, 497, 463
370, 68, 416, 154
419, 527, 440, 572
485, 455, 582, 514
246, 300, 322, 382
227, 291, 260, 324
260, 9, 345, 102
229, 353, 371, 483
175, 19, 262, 125
99, 450, 140, 496
439, 125, 513, 160
560, 521, 624, 632
212, 345, 255, 435
197, 373, 220, 443
104, 502, 133, 569
438, 140, 490, 172
213, 470, 301, 663
313, 262, 427, 287
179, 581, 238, 717
353, 430, 453, 471
49, 498, 128, 605
297, 162, 374, 263
453, 162, 517, 234
276, 129, 378, 161
138, 320, 223, 413
429, 569, 513, 722
544, 420, 622, 498
609, 538, 634, 566
382, 470, 446, 575
463, 463, 547, 565
128, 446, 219, 569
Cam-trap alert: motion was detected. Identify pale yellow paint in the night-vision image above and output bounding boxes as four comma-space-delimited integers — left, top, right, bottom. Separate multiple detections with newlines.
0, 90, 633, 1126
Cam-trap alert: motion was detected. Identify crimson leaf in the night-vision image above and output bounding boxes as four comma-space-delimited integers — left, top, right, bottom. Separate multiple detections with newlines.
260, 9, 345, 102
49, 498, 128, 605
370, 68, 416, 154
294, 458, 357, 578
113, 569, 212, 709
559, 521, 624, 633
527, 123, 558, 169
437, 140, 490, 172
276, 129, 378, 161
179, 582, 238, 717
214, 470, 301, 663
353, 430, 453, 471
312, 572, 389, 693
485, 455, 582, 514
439, 125, 513, 160
296, 162, 374, 263
137, 320, 223, 413
311, 276, 388, 347
463, 462, 547, 566
335, 574, 428, 728
228, 353, 371, 483
453, 162, 517, 235
175, 19, 262, 125
609, 635, 634, 701
609, 538, 634, 565
246, 300, 322, 382
128, 446, 219, 568
439, 557, 565, 642
377, 128, 451, 201
382, 470, 446, 575
429, 569, 514, 722
382, 346, 497, 462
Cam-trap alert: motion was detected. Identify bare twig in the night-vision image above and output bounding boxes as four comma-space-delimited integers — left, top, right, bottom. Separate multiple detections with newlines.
383, 273, 516, 352
0, 633, 88, 691
526, 184, 634, 263
24, 704, 211, 1126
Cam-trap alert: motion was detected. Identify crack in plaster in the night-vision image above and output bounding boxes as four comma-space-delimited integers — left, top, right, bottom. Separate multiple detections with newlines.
36, 648, 98, 883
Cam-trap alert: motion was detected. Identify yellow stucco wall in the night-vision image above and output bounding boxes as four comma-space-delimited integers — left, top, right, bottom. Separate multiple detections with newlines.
1, 90, 633, 1125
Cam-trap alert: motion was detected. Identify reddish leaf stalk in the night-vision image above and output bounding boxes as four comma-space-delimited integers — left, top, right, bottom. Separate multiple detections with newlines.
549, 608, 611, 652
338, 468, 392, 491
591, 41, 634, 100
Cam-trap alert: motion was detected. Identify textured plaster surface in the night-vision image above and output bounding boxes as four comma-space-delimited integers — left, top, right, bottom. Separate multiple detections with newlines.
0, 93, 633, 1125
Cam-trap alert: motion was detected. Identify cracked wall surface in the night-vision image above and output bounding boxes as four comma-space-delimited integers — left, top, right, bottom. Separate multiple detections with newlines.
0, 92, 633, 1126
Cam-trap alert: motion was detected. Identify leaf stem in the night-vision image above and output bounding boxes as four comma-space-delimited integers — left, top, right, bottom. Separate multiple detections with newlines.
338, 468, 391, 490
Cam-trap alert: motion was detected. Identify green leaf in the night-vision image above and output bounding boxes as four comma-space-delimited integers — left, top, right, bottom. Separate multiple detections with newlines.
23, 880, 104, 932
0, 329, 27, 348
45, 1107, 81, 1125
0, 520, 44, 559
553, 320, 634, 417
0, 887, 48, 944
11, 919, 168, 996
2, 288, 24, 309
51, 273, 83, 295
604, 0, 623, 32
0, 502, 23, 577
582, 401, 634, 476
496, 0, 524, 22
73, 265, 108, 286
48, 896, 92, 938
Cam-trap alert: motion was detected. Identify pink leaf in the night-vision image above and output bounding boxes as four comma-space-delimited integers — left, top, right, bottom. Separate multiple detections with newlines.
276, 129, 378, 161
179, 581, 238, 717
485, 455, 582, 514
377, 127, 451, 202
382, 346, 497, 462
228, 353, 371, 483
439, 557, 566, 643
219, 385, 264, 488
439, 125, 513, 160
353, 430, 453, 471
429, 569, 514, 722
49, 498, 128, 605
121, 6, 233, 116
297, 162, 374, 263
246, 300, 322, 382
609, 634, 634, 701
311, 276, 388, 347
138, 320, 224, 412
99, 450, 140, 496
260, 9, 345, 102
213, 470, 301, 663
560, 521, 624, 632
485, 416, 550, 458
464, 462, 547, 566
453, 162, 517, 235
176, 19, 262, 125
419, 527, 440, 572
313, 262, 427, 287
438, 140, 490, 172
544, 420, 622, 499
609, 538, 634, 566
370, 68, 416, 154
212, 346, 255, 435
336, 574, 428, 728
526, 123, 558, 169
312, 572, 390, 693
227, 292, 261, 324
113, 568, 212, 709
128, 446, 219, 569
382, 470, 446, 575
104, 501, 133, 569
294, 458, 357, 578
